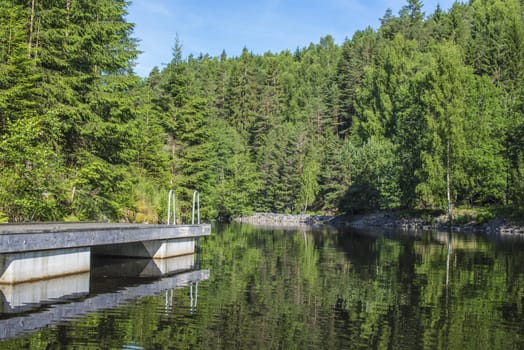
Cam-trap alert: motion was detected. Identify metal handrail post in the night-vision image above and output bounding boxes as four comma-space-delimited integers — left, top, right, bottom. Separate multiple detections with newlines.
167, 190, 176, 225
192, 190, 200, 225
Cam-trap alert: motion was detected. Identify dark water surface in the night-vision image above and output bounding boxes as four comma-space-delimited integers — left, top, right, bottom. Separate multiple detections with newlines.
1, 224, 524, 349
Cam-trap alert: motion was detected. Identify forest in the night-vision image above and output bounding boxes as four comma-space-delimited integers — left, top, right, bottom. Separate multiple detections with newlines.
0, 0, 523, 223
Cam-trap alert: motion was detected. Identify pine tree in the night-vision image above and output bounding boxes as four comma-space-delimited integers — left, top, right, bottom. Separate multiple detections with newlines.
224, 48, 260, 139
0, 0, 38, 133
317, 133, 352, 213
1, 0, 141, 221
257, 123, 309, 213
210, 119, 260, 220
335, 29, 377, 137
250, 55, 284, 153
398, 0, 425, 41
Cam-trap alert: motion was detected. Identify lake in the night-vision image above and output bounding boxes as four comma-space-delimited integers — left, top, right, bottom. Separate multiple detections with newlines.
1, 223, 523, 349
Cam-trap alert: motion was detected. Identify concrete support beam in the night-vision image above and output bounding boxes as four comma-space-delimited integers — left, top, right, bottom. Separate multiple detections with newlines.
93, 238, 195, 259
0, 247, 90, 285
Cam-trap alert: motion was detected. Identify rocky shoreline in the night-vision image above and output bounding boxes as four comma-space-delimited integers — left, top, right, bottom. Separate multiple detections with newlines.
235, 212, 333, 226
342, 212, 524, 235
236, 212, 524, 236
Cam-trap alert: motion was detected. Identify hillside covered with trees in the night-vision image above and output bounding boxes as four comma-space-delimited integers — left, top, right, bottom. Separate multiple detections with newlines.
0, 0, 523, 223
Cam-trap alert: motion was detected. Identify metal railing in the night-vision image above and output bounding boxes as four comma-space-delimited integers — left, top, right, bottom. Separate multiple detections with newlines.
192, 191, 200, 225
167, 189, 176, 225
190, 282, 199, 314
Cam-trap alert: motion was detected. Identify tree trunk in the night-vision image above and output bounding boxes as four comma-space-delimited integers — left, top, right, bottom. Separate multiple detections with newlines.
65, 0, 71, 37
28, 0, 35, 58
7, 27, 12, 61
446, 139, 452, 224
34, 17, 40, 59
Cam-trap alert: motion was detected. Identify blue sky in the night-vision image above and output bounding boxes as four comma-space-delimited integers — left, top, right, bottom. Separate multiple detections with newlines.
127, 0, 457, 77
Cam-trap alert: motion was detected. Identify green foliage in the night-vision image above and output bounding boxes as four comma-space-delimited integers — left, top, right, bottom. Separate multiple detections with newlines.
257, 122, 315, 213
1, 0, 523, 221
416, 43, 507, 210
335, 29, 377, 136
71, 155, 134, 220
297, 150, 321, 213
340, 137, 401, 214
452, 206, 497, 225
209, 119, 261, 220
131, 178, 164, 223
0, 116, 68, 221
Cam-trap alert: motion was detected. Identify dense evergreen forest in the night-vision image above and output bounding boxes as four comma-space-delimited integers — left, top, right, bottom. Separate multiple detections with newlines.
0, 0, 523, 223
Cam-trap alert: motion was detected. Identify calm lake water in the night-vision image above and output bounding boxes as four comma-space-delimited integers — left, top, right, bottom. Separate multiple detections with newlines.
1, 223, 524, 349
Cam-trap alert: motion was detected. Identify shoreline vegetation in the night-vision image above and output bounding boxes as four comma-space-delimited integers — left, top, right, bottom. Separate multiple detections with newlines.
236, 211, 524, 236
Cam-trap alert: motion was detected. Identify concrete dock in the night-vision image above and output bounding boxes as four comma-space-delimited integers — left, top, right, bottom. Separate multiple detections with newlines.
0, 222, 211, 284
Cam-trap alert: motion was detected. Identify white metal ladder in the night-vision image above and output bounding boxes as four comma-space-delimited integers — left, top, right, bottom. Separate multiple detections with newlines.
166, 190, 200, 225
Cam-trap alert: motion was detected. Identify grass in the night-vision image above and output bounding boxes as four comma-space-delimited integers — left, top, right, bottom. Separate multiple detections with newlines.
452, 207, 496, 225
448, 205, 523, 226
131, 179, 165, 224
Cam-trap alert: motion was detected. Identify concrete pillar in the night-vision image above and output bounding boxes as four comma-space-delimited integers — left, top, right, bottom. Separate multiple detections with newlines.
150, 238, 195, 258
144, 254, 195, 276
0, 247, 90, 285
